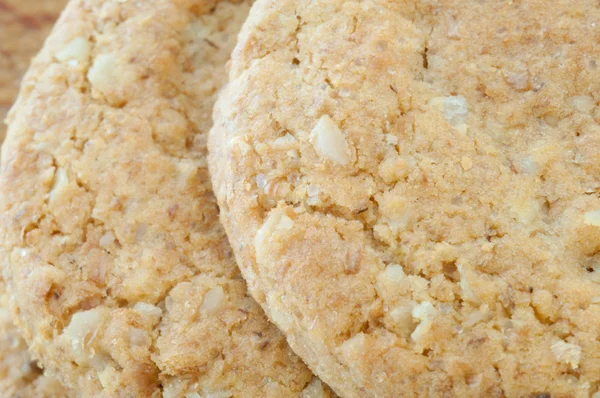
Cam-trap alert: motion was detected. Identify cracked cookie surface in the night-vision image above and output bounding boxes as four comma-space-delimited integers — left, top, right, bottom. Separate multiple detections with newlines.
209, 0, 600, 396
0, 0, 334, 396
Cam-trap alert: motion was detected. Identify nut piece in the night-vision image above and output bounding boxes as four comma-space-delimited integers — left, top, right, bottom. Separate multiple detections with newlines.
63, 308, 106, 358
88, 53, 118, 97
254, 208, 294, 255
55, 36, 91, 65
49, 167, 69, 203
443, 96, 469, 126
133, 302, 163, 321
571, 95, 595, 113
410, 301, 436, 344
584, 210, 600, 226
551, 340, 582, 369
301, 378, 327, 398
311, 115, 351, 165
383, 264, 406, 283
200, 286, 225, 315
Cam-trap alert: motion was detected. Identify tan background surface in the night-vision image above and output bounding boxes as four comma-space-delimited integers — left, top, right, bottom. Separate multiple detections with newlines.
0, 0, 68, 143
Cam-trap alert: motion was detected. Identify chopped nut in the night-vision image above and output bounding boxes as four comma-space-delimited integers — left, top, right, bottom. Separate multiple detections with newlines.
447, 16, 460, 38
49, 167, 69, 203
256, 174, 268, 190
551, 340, 582, 369
584, 210, 600, 226
463, 304, 490, 327
443, 96, 468, 126
254, 208, 294, 254
460, 156, 473, 171
389, 304, 416, 337
268, 294, 293, 332
99, 232, 115, 249
571, 95, 595, 113
255, 143, 269, 155
56, 37, 91, 65
411, 301, 436, 344
200, 286, 225, 315
340, 332, 366, 360
300, 377, 326, 398
429, 96, 469, 130
521, 156, 539, 175
272, 133, 297, 149
311, 115, 351, 165
133, 302, 163, 320
63, 308, 105, 356
383, 264, 406, 283
458, 264, 481, 304
128, 327, 150, 347
88, 53, 118, 96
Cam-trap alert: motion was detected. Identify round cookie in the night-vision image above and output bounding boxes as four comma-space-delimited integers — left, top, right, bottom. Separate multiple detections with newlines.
0, 283, 73, 397
209, 0, 600, 396
0, 0, 333, 396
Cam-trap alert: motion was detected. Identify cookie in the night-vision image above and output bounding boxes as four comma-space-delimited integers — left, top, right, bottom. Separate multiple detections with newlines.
209, 0, 600, 396
0, 0, 333, 396
0, 0, 68, 143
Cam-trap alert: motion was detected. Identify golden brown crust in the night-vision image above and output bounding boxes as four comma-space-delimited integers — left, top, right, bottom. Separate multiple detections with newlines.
209, 1, 600, 396
1, 0, 333, 396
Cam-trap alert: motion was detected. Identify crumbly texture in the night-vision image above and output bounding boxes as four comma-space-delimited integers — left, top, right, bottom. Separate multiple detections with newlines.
0, 0, 334, 397
209, 1, 600, 397
0, 0, 68, 143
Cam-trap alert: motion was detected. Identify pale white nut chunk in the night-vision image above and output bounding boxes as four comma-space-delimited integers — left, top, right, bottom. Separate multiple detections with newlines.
551, 340, 582, 369
571, 95, 595, 113
63, 308, 106, 358
340, 332, 366, 362
267, 293, 294, 332
383, 264, 406, 283
49, 167, 69, 203
200, 286, 225, 315
272, 133, 297, 150
457, 264, 481, 304
301, 377, 327, 398
55, 36, 91, 65
584, 210, 600, 226
128, 327, 150, 347
389, 304, 416, 338
254, 208, 294, 255
443, 96, 469, 126
88, 53, 119, 96
99, 232, 115, 248
133, 302, 163, 321
429, 96, 469, 126
410, 301, 437, 344
310, 115, 351, 165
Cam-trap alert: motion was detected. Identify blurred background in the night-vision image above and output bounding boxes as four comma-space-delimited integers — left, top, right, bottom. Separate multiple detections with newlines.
0, 0, 67, 143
